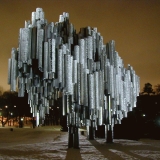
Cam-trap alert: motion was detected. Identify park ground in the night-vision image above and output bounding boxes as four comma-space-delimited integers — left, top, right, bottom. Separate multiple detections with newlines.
0, 125, 160, 159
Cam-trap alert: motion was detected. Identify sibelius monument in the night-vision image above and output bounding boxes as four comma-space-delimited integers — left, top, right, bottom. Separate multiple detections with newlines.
8, 8, 140, 148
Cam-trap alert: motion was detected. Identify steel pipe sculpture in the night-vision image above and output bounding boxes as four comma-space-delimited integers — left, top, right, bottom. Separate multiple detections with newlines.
8, 8, 140, 148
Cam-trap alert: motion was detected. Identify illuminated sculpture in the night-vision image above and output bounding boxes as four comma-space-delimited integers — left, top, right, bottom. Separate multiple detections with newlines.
8, 8, 140, 148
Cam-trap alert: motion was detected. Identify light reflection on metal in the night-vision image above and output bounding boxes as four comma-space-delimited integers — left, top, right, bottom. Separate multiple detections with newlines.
8, 8, 140, 148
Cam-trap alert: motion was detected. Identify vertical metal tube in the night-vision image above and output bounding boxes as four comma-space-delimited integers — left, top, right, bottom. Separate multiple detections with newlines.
58, 49, 63, 83
37, 29, 44, 71
19, 28, 31, 63
80, 64, 84, 105
88, 74, 95, 109
79, 39, 85, 65
44, 42, 49, 79
73, 60, 77, 84
51, 39, 56, 73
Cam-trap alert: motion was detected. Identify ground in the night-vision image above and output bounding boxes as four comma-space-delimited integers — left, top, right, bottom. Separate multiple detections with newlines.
0, 126, 160, 159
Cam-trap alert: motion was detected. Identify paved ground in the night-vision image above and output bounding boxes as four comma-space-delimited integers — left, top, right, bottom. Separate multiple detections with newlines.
0, 126, 160, 159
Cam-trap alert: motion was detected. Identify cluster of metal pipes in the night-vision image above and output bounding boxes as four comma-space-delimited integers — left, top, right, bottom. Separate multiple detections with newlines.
8, 8, 140, 148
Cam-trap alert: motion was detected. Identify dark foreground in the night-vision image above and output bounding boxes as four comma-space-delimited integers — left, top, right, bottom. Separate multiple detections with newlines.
0, 126, 160, 160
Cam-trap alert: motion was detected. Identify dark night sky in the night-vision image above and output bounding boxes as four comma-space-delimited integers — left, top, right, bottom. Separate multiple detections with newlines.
0, 0, 160, 92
